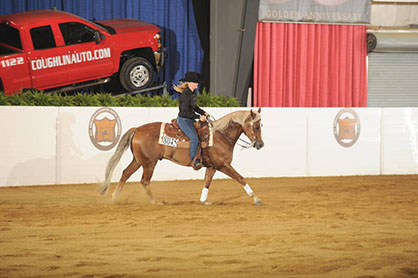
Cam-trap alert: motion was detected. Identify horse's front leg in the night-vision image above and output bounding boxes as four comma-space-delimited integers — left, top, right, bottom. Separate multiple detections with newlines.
200, 167, 216, 205
219, 164, 263, 206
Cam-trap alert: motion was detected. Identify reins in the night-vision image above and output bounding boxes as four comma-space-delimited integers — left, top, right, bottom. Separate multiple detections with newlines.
207, 115, 254, 150
236, 137, 254, 150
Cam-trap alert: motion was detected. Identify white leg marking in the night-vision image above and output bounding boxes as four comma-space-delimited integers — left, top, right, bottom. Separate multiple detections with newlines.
243, 184, 253, 196
200, 187, 209, 203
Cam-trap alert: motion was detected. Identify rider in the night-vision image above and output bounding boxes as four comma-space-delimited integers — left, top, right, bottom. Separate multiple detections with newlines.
173, 72, 209, 170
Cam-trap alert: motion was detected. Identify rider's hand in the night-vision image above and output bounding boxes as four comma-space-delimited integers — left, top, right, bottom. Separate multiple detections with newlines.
199, 115, 207, 122
204, 112, 210, 118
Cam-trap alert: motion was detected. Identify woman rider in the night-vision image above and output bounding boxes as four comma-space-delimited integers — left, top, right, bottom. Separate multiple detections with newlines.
173, 72, 209, 170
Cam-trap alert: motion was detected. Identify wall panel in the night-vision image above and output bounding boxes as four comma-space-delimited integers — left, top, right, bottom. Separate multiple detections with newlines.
308, 108, 381, 176
0, 107, 417, 187
381, 108, 418, 174
0, 107, 58, 186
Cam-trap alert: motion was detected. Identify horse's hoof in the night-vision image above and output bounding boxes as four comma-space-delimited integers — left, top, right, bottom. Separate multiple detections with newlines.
254, 200, 263, 206
201, 201, 212, 206
98, 186, 108, 196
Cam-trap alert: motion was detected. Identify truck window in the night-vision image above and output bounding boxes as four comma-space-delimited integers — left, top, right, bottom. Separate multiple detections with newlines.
0, 45, 19, 56
30, 26, 56, 50
59, 22, 96, 45
0, 23, 22, 50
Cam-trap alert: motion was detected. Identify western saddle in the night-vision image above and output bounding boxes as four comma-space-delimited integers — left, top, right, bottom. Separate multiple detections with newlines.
163, 119, 210, 148
161, 119, 211, 169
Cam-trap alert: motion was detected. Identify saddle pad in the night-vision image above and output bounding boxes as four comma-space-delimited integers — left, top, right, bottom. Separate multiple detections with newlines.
158, 123, 213, 148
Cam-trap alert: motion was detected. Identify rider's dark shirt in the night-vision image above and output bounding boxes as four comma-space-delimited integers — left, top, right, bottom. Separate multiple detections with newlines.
178, 87, 206, 120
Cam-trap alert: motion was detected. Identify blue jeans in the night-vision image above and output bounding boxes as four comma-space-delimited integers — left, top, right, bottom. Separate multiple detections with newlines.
177, 117, 198, 160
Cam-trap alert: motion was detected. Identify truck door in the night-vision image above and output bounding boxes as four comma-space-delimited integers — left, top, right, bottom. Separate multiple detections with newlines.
0, 22, 31, 93
28, 22, 114, 90
57, 21, 114, 82
27, 24, 67, 89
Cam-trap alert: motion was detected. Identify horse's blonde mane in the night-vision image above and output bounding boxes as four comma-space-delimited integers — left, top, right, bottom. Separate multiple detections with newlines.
211, 110, 261, 133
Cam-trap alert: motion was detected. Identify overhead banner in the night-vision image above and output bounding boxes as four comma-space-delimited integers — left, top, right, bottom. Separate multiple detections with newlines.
259, 0, 371, 24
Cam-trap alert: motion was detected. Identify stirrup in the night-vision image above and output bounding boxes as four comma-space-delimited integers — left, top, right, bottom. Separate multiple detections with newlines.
192, 161, 202, 171
192, 157, 202, 171
191, 146, 202, 170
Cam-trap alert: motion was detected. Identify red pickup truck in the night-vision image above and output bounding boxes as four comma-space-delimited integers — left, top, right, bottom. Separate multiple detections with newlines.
0, 9, 165, 95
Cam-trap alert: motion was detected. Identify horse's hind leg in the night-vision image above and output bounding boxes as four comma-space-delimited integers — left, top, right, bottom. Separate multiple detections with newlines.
112, 159, 140, 201
219, 164, 263, 206
140, 164, 163, 205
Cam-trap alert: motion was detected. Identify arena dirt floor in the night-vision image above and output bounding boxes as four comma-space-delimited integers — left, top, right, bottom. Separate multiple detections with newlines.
0, 175, 418, 278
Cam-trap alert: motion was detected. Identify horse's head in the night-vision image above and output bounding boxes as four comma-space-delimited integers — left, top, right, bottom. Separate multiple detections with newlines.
242, 108, 264, 150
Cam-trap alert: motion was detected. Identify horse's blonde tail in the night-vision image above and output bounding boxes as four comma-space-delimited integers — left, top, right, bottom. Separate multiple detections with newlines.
100, 128, 136, 195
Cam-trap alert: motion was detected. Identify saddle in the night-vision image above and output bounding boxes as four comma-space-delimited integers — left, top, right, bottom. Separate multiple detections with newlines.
159, 119, 211, 149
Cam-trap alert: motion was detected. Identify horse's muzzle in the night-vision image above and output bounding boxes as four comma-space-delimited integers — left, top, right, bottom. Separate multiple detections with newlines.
254, 140, 264, 150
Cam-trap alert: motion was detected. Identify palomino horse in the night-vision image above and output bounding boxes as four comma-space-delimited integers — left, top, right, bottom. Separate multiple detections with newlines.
100, 108, 264, 205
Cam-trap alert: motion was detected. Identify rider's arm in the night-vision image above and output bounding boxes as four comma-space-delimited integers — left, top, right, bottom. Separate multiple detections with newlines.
194, 105, 206, 116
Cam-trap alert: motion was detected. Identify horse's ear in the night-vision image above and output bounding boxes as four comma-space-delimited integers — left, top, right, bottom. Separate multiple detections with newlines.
258, 107, 261, 114
250, 109, 256, 119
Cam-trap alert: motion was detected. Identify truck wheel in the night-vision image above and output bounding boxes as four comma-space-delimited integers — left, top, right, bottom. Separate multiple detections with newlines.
119, 57, 154, 91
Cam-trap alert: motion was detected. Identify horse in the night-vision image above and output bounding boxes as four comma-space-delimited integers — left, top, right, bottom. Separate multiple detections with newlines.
100, 108, 264, 206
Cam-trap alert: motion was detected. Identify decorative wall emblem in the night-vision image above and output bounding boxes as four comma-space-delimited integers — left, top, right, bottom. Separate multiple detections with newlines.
89, 107, 121, 151
333, 108, 361, 147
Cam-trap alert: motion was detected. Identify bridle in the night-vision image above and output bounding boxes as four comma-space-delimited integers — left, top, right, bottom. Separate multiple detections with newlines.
207, 115, 259, 150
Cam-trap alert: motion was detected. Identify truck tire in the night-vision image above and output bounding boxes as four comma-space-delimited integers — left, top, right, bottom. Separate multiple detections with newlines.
119, 57, 154, 91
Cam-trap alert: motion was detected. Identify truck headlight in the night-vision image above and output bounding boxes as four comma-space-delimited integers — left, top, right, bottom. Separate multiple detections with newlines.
154, 32, 162, 50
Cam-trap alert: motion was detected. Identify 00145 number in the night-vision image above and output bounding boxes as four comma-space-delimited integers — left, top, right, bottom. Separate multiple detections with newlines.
1, 57, 24, 68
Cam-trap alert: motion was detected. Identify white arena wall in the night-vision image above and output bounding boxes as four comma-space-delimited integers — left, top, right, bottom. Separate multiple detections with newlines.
0, 107, 417, 187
